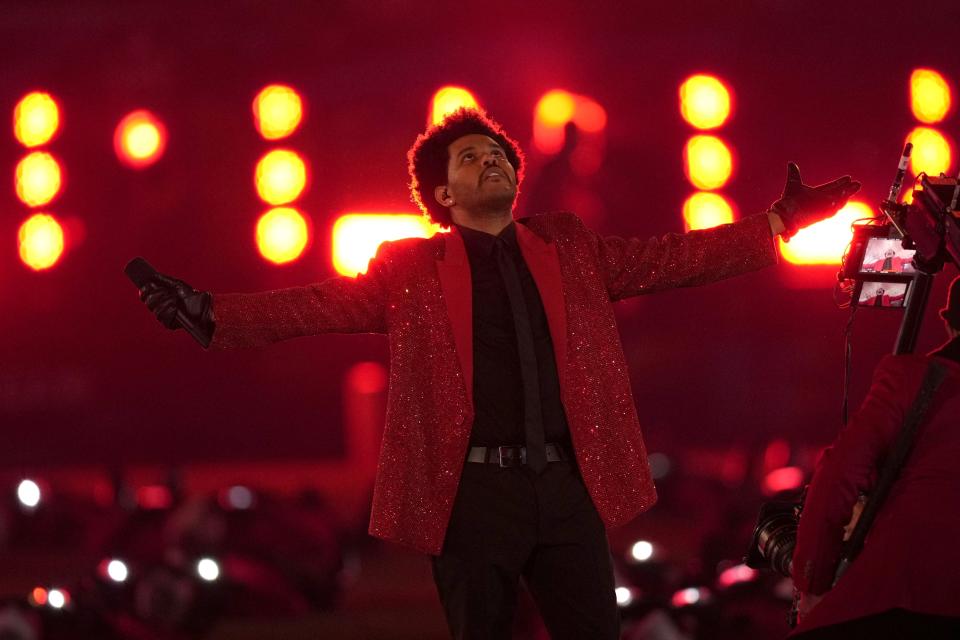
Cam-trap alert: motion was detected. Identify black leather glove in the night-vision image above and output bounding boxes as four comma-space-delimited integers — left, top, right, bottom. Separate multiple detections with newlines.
140, 272, 215, 344
769, 163, 861, 240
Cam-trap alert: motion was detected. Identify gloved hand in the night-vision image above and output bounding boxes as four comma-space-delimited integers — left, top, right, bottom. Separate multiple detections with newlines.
769, 163, 861, 240
140, 272, 215, 344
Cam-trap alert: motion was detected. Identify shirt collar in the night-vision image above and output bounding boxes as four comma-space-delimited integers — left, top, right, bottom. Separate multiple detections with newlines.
455, 221, 518, 258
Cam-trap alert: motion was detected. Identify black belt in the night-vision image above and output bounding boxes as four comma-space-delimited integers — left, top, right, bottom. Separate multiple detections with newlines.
466, 443, 570, 468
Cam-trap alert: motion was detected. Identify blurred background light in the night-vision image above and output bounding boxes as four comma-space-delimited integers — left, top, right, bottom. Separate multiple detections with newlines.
136, 485, 173, 510
16, 479, 41, 508
430, 86, 480, 125
778, 201, 873, 265
332, 213, 440, 277
614, 587, 634, 607
104, 559, 129, 583
629, 540, 654, 562
255, 149, 308, 205
253, 84, 304, 140
225, 485, 255, 510
533, 89, 607, 154
684, 135, 734, 190
197, 557, 220, 582
18, 213, 65, 271
910, 68, 952, 124
762, 466, 805, 495
114, 110, 167, 169
671, 587, 710, 608
13, 91, 60, 148
905, 126, 953, 177
679, 74, 732, 130
47, 589, 68, 609
29, 587, 47, 607
256, 206, 310, 265
15, 151, 62, 207
717, 563, 758, 588
682, 192, 735, 231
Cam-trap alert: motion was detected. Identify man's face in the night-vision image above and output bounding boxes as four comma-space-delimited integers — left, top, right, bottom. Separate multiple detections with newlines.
877, 288, 885, 295
885, 249, 895, 258
439, 133, 517, 217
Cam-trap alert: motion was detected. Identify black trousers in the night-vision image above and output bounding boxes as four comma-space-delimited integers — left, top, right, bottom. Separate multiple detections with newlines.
431, 459, 619, 640
793, 608, 960, 639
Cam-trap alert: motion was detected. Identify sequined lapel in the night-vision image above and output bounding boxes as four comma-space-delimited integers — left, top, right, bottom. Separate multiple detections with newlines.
516, 222, 568, 389
437, 229, 473, 404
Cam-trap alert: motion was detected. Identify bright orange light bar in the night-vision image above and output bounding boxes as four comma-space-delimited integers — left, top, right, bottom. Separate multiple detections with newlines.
114, 110, 167, 169
906, 126, 953, 177
534, 90, 607, 154
253, 84, 304, 140
15, 151, 62, 207
18, 213, 65, 271
910, 68, 952, 124
430, 86, 480, 126
679, 74, 732, 130
778, 201, 873, 265
684, 135, 733, 190
682, 192, 735, 231
14, 92, 60, 148
333, 213, 442, 277
254, 149, 308, 205
255, 207, 310, 264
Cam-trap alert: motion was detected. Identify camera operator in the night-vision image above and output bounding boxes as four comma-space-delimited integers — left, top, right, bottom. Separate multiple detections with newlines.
790, 276, 960, 638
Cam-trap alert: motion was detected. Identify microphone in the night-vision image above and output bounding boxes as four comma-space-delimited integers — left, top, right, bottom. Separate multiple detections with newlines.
886, 142, 913, 204
124, 257, 212, 348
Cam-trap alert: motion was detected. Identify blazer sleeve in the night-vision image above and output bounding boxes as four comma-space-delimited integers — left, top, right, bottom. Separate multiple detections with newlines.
208, 243, 393, 350
589, 213, 778, 302
792, 355, 922, 594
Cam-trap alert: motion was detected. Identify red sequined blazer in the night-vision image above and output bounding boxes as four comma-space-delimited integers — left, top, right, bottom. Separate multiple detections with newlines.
211, 212, 777, 554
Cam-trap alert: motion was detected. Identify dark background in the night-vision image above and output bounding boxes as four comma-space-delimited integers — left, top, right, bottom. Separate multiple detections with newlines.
1, 0, 958, 469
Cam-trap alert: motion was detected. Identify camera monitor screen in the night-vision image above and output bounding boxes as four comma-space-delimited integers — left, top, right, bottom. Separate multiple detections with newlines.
855, 281, 910, 309
858, 237, 916, 275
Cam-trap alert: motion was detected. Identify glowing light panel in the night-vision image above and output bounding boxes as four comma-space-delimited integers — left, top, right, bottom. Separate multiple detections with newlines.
906, 126, 953, 177
684, 135, 733, 190
535, 90, 577, 127
15, 151, 62, 207
114, 110, 167, 169
333, 213, 441, 277
682, 192, 735, 231
14, 91, 60, 148
534, 90, 607, 154
253, 84, 304, 140
680, 74, 732, 130
18, 214, 65, 271
255, 149, 307, 205
910, 68, 952, 124
431, 86, 480, 125
778, 201, 874, 265
256, 207, 310, 264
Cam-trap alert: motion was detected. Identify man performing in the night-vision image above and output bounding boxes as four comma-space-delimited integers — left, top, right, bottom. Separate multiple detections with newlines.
139, 109, 859, 638
791, 276, 960, 638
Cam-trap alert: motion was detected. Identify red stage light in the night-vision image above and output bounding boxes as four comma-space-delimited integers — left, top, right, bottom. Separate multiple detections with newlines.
346, 362, 388, 395
717, 563, 758, 588
136, 485, 173, 510
255, 207, 310, 264
682, 192, 735, 231
18, 213, 65, 271
430, 86, 480, 125
255, 149, 308, 205
29, 587, 48, 607
114, 110, 167, 169
778, 201, 872, 265
332, 213, 442, 277
763, 466, 805, 495
684, 135, 734, 190
14, 91, 60, 148
15, 151, 62, 207
910, 68, 952, 124
253, 84, 304, 140
671, 587, 710, 608
905, 126, 953, 177
679, 74, 732, 130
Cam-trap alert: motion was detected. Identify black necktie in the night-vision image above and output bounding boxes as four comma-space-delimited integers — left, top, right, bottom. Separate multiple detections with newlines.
494, 236, 547, 473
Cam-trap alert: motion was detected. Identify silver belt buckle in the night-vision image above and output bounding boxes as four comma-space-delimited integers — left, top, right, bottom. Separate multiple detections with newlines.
497, 446, 526, 467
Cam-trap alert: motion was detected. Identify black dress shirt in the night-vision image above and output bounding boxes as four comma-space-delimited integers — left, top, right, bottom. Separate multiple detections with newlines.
455, 222, 571, 447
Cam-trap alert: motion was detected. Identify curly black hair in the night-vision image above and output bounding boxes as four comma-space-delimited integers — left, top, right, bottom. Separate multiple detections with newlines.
407, 108, 525, 228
